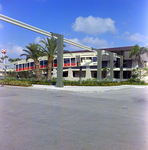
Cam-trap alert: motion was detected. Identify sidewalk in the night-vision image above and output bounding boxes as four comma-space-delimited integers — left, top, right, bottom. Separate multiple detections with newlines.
27, 84, 148, 93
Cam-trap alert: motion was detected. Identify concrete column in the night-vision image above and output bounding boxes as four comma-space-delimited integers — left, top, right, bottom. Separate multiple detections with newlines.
106, 61, 110, 79
79, 66, 82, 83
86, 66, 91, 79
52, 33, 63, 87
120, 56, 123, 80
52, 68, 57, 78
97, 50, 102, 81
110, 53, 114, 81
68, 67, 73, 79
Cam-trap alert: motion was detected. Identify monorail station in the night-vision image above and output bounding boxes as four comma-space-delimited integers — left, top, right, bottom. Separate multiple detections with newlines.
1, 46, 148, 81
0, 14, 148, 83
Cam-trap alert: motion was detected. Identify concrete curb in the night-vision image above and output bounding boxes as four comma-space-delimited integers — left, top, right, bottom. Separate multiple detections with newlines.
28, 85, 148, 93
2, 84, 148, 93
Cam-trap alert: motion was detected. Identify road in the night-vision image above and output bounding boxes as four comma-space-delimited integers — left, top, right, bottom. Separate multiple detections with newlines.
0, 85, 148, 150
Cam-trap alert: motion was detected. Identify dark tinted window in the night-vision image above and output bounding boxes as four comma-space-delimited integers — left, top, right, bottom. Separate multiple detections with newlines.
40, 61, 43, 65
93, 57, 97, 62
64, 58, 70, 63
71, 58, 75, 63
54, 59, 57, 64
31, 62, 34, 67
44, 60, 48, 65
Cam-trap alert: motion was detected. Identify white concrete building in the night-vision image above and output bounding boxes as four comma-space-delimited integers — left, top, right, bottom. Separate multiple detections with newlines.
0, 46, 148, 81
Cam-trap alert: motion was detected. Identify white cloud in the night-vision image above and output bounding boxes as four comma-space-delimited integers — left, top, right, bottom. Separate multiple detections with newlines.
0, 44, 24, 58
34, 36, 42, 44
69, 38, 81, 44
82, 36, 108, 48
123, 31, 130, 35
10, 45, 24, 56
0, 4, 2, 11
129, 33, 148, 42
66, 38, 81, 50
117, 31, 148, 42
66, 37, 108, 51
72, 16, 117, 35
0, 23, 3, 29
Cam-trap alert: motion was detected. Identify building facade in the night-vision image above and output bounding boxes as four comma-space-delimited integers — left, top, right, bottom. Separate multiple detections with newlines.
1, 46, 148, 81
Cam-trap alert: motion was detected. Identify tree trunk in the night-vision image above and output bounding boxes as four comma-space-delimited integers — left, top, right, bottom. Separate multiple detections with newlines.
34, 60, 42, 81
47, 57, 53, 80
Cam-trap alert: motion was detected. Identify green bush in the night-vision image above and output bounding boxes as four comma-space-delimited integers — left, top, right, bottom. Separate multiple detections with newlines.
0, 79, 32, 87
1, 78, 147, 87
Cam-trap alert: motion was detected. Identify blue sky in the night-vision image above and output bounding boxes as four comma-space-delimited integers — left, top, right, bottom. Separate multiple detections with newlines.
0, 0, 148, 59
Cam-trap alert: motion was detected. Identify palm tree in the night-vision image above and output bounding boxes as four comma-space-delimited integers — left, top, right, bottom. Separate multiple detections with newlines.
129, 44, 141, 59
40, 37, 69, 80
0, 56, 4, 63
4, 55, 8, 63
8, 58, 22, 63
129, 44, 148, 67
8, 58, 14, 63
129, 44, 148, 59
20, 42, 43, 81
102, 67, 109, 78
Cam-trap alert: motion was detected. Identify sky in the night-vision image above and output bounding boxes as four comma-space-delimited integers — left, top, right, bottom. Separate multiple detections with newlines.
0, 0, 148, 59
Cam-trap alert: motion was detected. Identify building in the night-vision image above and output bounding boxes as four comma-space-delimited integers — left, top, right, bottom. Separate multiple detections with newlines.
0, 46, 148, 81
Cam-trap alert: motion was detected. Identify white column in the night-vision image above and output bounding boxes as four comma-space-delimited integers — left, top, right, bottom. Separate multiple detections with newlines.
86, 66, 91, 79
52, 68, 57, 78
68, 67, 73, 79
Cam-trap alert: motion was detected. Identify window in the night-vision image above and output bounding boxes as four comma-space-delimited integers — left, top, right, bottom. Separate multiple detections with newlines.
64, 58, 70, 63
27, 63, 29, 67
40, 60, 43, 66
81, 57, 85, 62
86, 57, 92, 60
71, 58, 75, 63
64, 58, 70, 67
93, 57, 97, 62
44, 60, 48, 66
54, 59, 57, 64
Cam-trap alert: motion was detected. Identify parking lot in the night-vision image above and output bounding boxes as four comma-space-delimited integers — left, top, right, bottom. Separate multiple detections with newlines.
0, 85, 148, 150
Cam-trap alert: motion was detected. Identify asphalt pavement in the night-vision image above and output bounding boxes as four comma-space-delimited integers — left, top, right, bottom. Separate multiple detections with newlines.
0, 85, 148, 150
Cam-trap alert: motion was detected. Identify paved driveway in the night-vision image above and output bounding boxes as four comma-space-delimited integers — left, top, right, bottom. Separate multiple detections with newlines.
0, 85, 148, 150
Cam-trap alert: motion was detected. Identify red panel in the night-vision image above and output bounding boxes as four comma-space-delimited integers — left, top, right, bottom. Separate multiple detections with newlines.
40, 65, 44, 69
24, 68, 28, 70
30, 66, 36, 70
64, 63, 70, 67
71, 63, 76, 66
43, 65, 48, 68
54, 64, 57, 67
